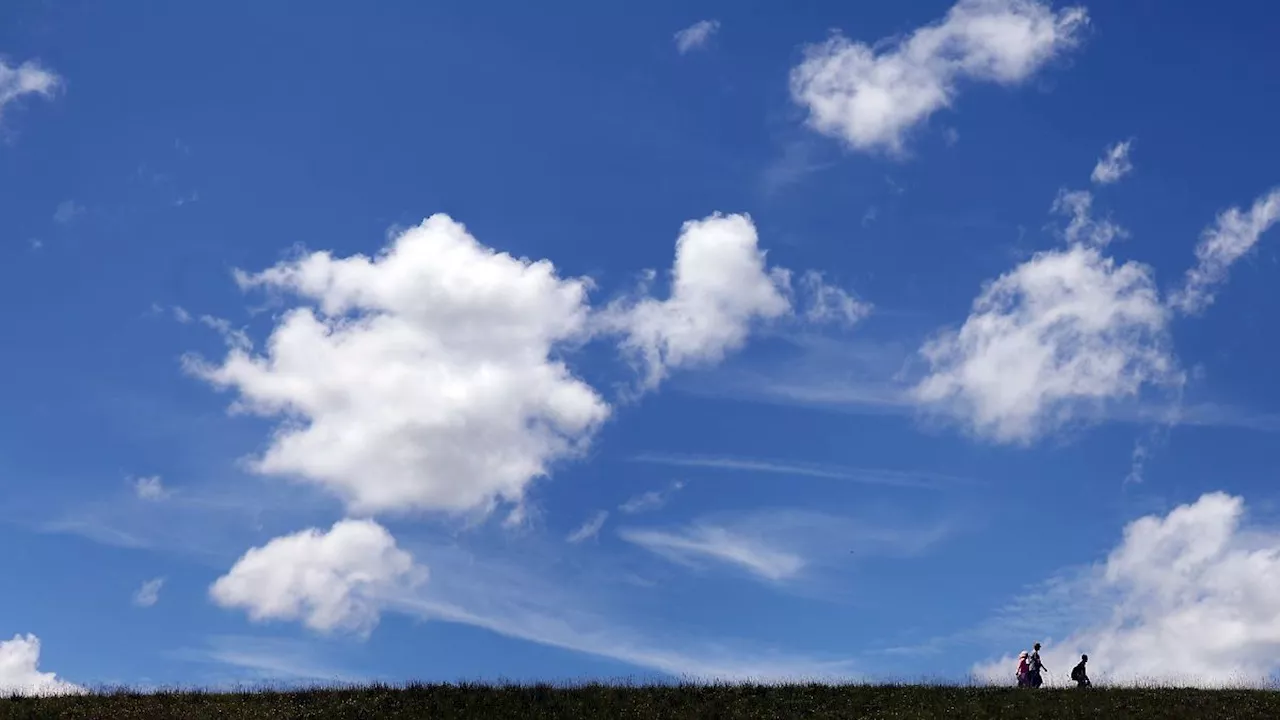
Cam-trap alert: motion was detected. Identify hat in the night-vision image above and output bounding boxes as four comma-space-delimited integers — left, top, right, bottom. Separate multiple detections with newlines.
1019, 651, 1029, 658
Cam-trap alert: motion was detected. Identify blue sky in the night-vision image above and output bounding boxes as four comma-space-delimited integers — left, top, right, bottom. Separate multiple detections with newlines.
3, 0, 1280, 692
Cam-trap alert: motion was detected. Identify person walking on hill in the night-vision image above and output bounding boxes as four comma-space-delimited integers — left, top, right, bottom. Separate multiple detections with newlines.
1071, 654, 1092, 688
1028, 643, 1048, 688
1016, 651, 1031, 687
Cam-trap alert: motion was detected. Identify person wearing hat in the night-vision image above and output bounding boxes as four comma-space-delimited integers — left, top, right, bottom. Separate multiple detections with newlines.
1016, 651, 1031, 687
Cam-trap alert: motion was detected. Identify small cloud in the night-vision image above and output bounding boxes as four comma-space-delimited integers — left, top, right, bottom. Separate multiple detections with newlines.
133, 577, 165, 608
619, 481, 684, 515
1091, 140, 1134, 185
174, 138, 191, 156
52, 200, 83, 225
943, 127, 960, 147
674, 20, 720, 54
28, 238, 42, 251
799, 271, 872, 328
861, 206, 878, 227
566, 510, 609, 543
172, 306, 193, 323
0, 59, 61, 128
134, 475, 167, 500
173, 191, 199, 207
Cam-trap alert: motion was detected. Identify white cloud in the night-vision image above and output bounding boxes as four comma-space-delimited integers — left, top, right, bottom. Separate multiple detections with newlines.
212, 523, 859, 682
134, 475, 167, 500
0, 59, 59, 124
599, 213, 793, 390
1169, 188, 1280, 315
396, 543, 859, 682
185, 214, 610, 517
52, 200, 83, 225
630, 453, 973, 489
799, 270, 872, 327
912, 194, 1177, 443
974, 492, 1280, 687
1051, 189, 1125, 248
619, 524, 806, 581
133, 577, 165, 607
0, 634, 81, 696
674, 20, 720, 54
618, 481, 684, 515
1091, 140, 1133, 184
172, 306, 193, 323
210, 519, 427, 636
620, 508, 950, 585
790, 0, 1087, 154
566, 510, 608, 543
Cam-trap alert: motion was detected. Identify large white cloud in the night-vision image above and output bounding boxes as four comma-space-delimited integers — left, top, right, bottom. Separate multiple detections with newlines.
0, 634, 81, 696
974, 492, 1280, 687
191, 212, 857, 517
211, 519, 427, 636
913, 242, 1175, 443
1169, 188, 1280, 315
0, 59, 59, 124
790, 0, 1087, 154
186, 213, 611, 517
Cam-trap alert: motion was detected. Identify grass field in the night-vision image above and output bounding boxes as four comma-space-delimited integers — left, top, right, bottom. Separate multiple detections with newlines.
3, 682, 1279, 719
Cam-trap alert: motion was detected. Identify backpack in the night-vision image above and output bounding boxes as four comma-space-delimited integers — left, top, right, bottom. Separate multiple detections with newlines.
1071, 663, 1085, 682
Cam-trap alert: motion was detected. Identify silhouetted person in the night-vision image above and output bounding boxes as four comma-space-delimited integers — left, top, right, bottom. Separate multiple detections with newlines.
1016, 651, 1031, 687
1071, 654, 1092, 688
1029, 643, 1048, 688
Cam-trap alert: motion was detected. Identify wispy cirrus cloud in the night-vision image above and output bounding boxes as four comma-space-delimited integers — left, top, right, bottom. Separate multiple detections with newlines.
619, 524, 806, 582
566, 510, 609, 543
619, 508, 955, 587
630, 453, 977, 489
619, 481, 685, 514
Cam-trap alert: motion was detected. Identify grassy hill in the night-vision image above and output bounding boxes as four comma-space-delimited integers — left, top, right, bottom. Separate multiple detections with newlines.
3, 683, 1279, 719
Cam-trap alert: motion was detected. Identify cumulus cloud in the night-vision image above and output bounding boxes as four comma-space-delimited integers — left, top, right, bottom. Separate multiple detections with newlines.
133, 577, 165, 607
0, 59, 59, 123
566, 510, 608, 543
185, 214, 611, 517
790, 0, 1087, 154
974, 492, 1280, 687
599, 213, 793, 390
912, 189, 1177, 443
210, 519, 427, 636
674, 20, 720, 54
1091, 140, 1133, 184
0, 634, 81, 696
1169, 188, 1280, 315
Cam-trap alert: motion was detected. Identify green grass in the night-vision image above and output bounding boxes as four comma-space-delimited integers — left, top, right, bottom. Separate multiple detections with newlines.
4, 682, 1280, 719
